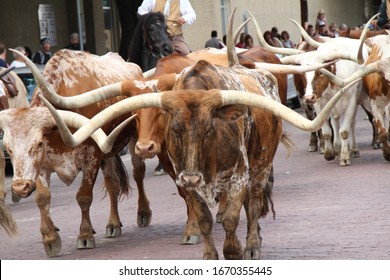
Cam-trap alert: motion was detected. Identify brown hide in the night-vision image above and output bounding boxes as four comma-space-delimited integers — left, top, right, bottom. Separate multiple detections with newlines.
363, 44, 389, 100
339, 28, 387, 39
33, 50, 143, 155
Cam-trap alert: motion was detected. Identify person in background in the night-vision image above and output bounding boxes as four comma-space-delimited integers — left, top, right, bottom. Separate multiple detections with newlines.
138, 0, 196, 56
271, 26, 281, 40
280, 30, 295, 48
372, 0, 390, 29
236, 32, 246, 48
32, 38, 52, 65
204, 30, 223, 49
10, 46, 27, 68
64, 32, 85, 50
24, 46, 32, 60
317, 20, 332, 37
339, 23, 348, 32
244, 34, 254, 49
315, 9, 328, 33
263, 30, 280, 47
306, 24, 317, 37
0, 43, 9, 68
329, 22, 339, 37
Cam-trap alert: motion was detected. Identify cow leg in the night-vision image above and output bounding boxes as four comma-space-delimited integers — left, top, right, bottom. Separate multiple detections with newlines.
76, 168, 99, 249
332, 118, 341, 158
0, 149, 17, 237
178, 187, 201, 245
304, 104, 319, 152
100, 156, 130, 238
221, 186, 246, 260
187, 190, 218, 259
34, 176, 62, 257
361, 102, 380, 149
129, 139, 152, 227
158, 151, 201, 244
371, 100, 390, 160
322, 117, 336, 161
244, 167, 274, 260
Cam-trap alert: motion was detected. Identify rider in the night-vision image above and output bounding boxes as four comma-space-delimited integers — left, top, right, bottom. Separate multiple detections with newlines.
137, 0, 196, 56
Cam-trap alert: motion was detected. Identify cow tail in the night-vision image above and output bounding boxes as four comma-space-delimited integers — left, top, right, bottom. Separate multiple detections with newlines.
280, 131, 296, 158
0, 200, 18, 237
101, 155, 131, 201
113, 154, 131, 200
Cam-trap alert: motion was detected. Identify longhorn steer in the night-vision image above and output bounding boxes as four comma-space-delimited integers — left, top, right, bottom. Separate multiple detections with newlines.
0, 49, 142, 257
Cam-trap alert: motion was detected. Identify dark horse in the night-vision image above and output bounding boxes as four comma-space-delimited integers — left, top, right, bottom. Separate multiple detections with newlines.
128, 12, 173, 71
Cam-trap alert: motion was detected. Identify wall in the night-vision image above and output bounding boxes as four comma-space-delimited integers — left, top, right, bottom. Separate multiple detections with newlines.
0, 0, 70, 62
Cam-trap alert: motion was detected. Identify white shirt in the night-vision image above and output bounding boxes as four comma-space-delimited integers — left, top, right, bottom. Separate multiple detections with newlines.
10, 60, 26, 68
138, 0, 196, 25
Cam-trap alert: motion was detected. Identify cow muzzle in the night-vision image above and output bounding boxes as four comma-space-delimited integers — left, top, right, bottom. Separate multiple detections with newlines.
303, 94, 317, 105
135, 141, 159, 159
11, 179, 36, 198
177, 172, 205, 188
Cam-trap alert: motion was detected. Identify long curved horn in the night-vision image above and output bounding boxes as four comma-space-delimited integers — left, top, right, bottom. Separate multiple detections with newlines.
143, 67, 156, 78
289, 19, 321, 49
220, 80, 359, 132
40, 92, 163, 147
0, 66, 15, 78
227, 7, 239, 66
39, 95, 136, 153
254, 60, 336, 74
247, 10, 302, 55
233, 17, 252, 45
319, 57, 389, 87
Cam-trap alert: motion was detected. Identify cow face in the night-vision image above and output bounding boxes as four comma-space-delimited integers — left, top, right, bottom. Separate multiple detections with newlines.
0, 108, 58, 198
161, 90, 248, 207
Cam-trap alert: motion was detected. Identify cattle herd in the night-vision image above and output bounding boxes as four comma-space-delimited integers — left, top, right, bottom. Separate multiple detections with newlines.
1, 9, 390, 260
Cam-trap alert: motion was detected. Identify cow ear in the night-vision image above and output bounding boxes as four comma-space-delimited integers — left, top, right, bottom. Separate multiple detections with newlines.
215, 105, 247, 122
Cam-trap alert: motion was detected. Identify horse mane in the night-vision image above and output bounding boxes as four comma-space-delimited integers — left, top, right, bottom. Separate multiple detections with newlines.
128, 12, 166, 68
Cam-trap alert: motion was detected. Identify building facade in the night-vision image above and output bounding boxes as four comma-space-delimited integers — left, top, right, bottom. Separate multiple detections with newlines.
0, 0, 381, 63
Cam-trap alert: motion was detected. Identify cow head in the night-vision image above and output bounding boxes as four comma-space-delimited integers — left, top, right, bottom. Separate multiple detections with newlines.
0, 107, 58, 198
161, 90, 248, 206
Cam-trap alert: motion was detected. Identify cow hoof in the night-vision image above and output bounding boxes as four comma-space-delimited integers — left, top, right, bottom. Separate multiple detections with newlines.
372, 142, 381, 149
181, 234, 200, 245
307, 145, 318, 152
324, 151, 335, 161
11, 193, 21, 203
77, 237, 96, 249
244, 247, 261, 260
137, 211, 152, 227
351, 151, 360, 158
339, 159, 351, 166
44, 235, 62, 257
105, 225, 122, 238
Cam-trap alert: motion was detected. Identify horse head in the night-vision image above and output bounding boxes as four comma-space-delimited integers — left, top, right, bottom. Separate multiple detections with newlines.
142, 12, 173, 58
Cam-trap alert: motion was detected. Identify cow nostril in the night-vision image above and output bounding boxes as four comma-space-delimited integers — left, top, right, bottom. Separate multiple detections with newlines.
180, 173, 203, 187
147, 143, 155, 152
